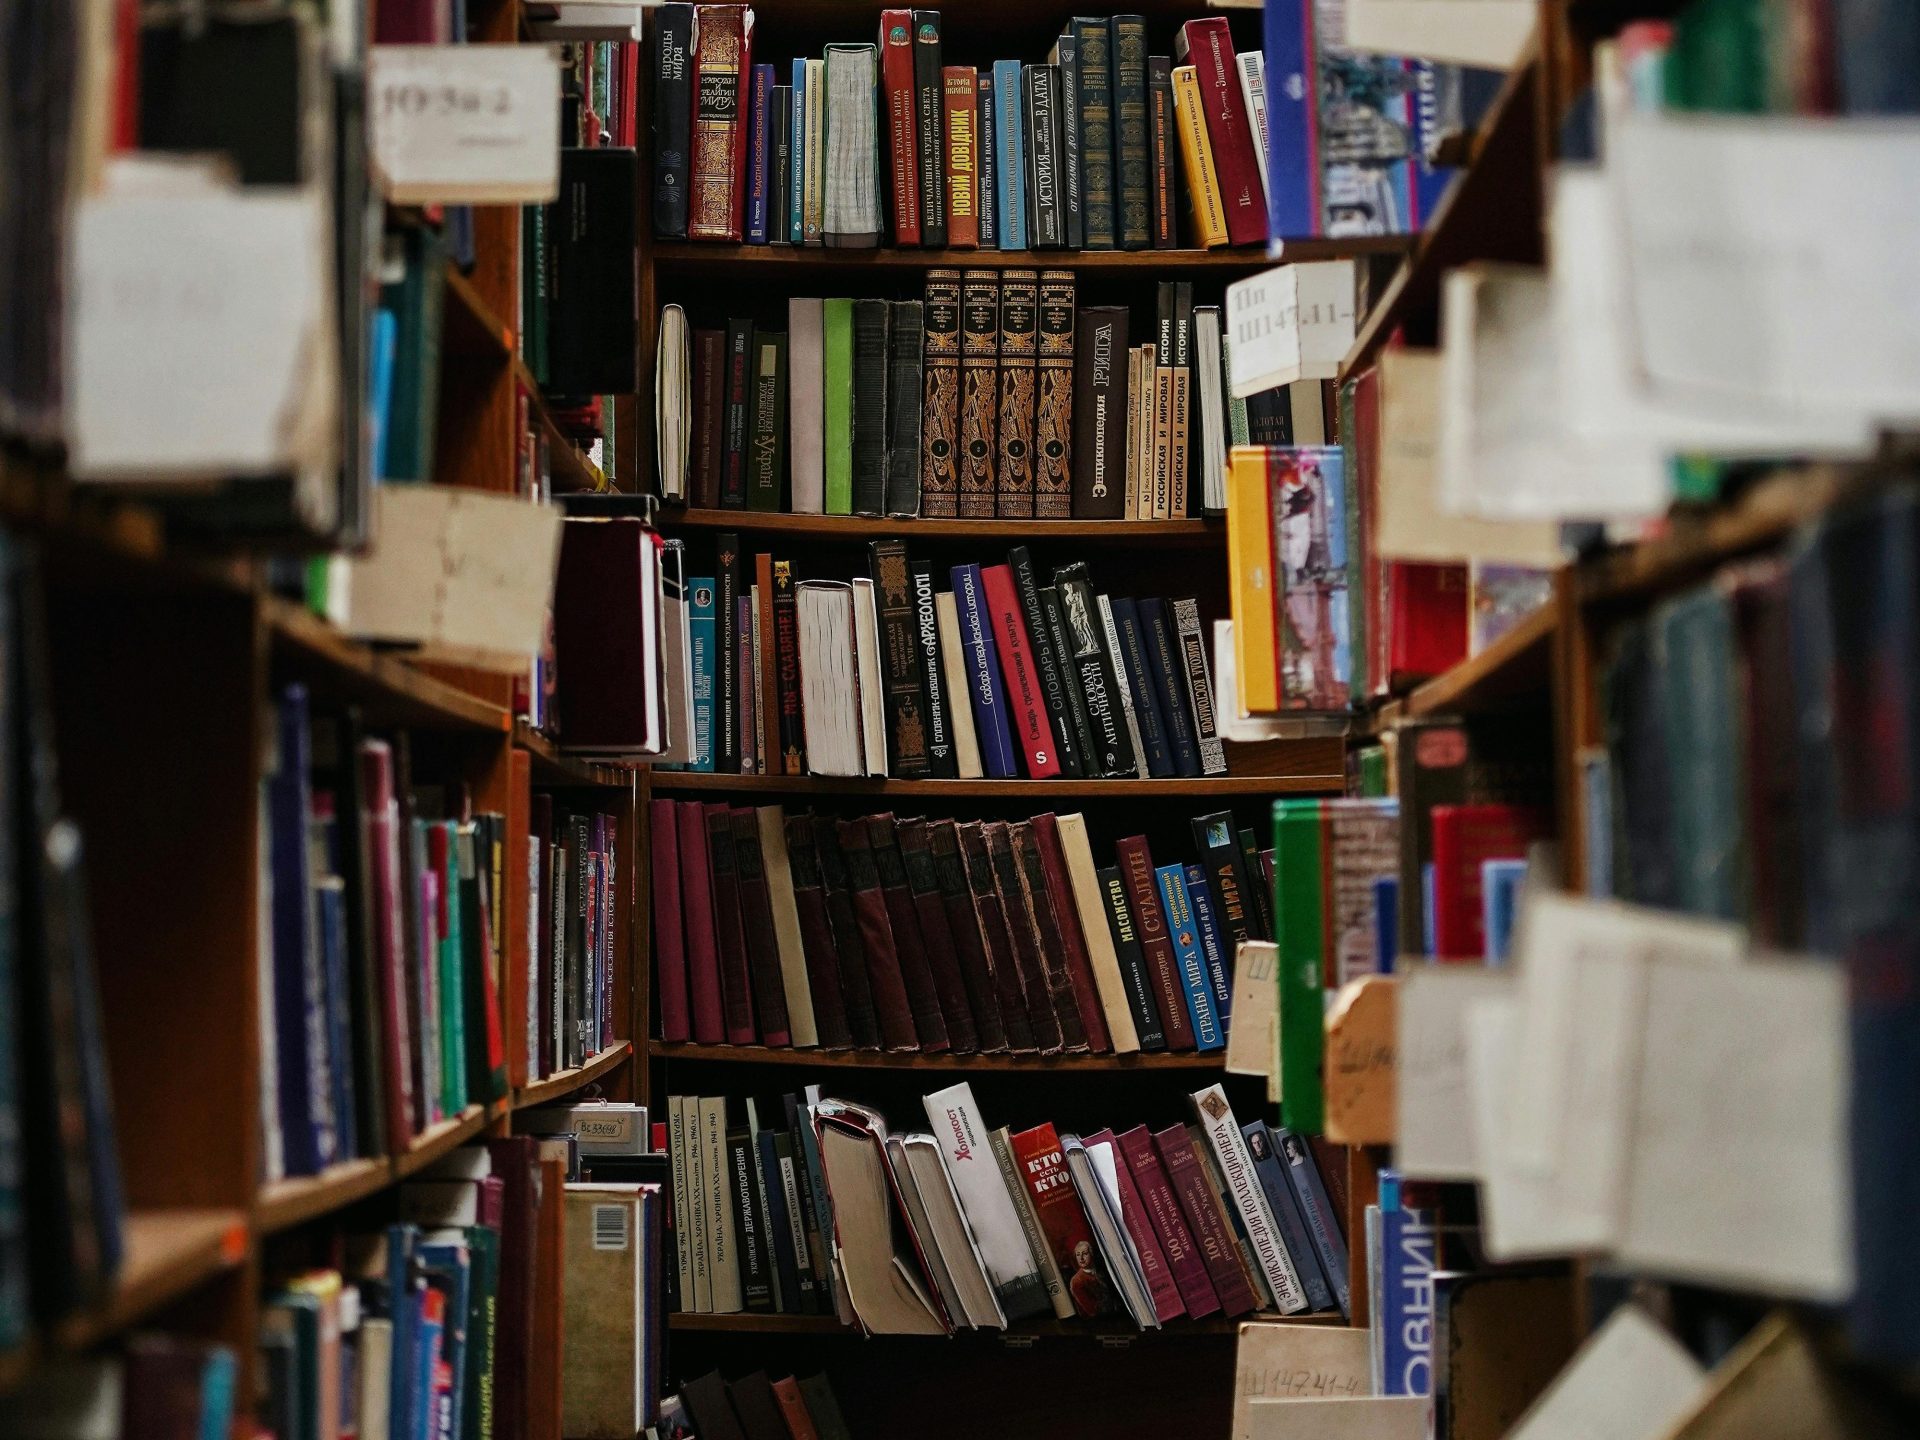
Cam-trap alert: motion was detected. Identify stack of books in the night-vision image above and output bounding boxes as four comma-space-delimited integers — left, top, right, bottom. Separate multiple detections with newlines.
650, 804, 1276, 1055
668, 1082, 1348, 1332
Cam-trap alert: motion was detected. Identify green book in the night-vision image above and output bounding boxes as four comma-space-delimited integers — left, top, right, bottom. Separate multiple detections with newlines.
438, 820, 468, 1116
1273, 798, 1326, 1134
823, 298, 855, 515
1664, 0, 1769, 112
1355, 745, 1389, 798
380, 225, 447, 482
1656, 583, 1745, 920
461, 1225, 499, 1440
746, 330, 789, 512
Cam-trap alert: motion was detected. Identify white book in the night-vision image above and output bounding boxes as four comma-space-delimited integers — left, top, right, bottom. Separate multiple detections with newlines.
922, 1082, 1052, 1322
1194, 309, 1230, 514
1053, 814, 1141, 1053
358, 1319, 393, 1440
850, 577, 889, 776
1506, 1305, 1705, 1440
662, 1099, 694, 1308
794, 581, 864, 776
787, 298, 826, 511
1235, 52, 1271, 206
1095, 594, 1151, 778
821, 45, 882, 245
655, 303, 690, 500
756, 807, 819, 1047
1190, 1085, 1309, 1313
934, 592, 984, 778
1346, 0, 1533, 68
1287, 379, 1327, 446
700, 1095, 742, 1312
674, 1096, 710, 1311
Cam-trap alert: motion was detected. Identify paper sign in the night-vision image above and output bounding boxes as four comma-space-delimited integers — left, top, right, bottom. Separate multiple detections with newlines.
1227, 262, 1357, 395
1227, 941, 1280, 1080
1234, 1325, 1374, 1440
1396, 964, 1513, 1180
1466, 996, 1576, 1258
1325, 976, 1396, 1145
1243, 1396, 1429, 1440
1507, 1305, 1706, 1440
370, 44, 563, 204
1346, 0, 1534, 68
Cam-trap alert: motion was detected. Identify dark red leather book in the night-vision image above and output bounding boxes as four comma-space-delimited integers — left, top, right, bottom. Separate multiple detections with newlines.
1118, 1125, 1221, 1319
1009, 821, 1090, 1053
754, 551, 782, 774
957, 821, 1037, 1054
928, 819, 1008, 1052
1027, 812, 1113, 1053
813, 815, 882, 1051
373, 0, 442, 40
835, 818, 921, 1051
729, 807, 792, 1045
703, 802, 758, 1045
692, 329, 726, 508
1175, 19, 1266, 246
783, 814, 853, 1049
1389, 562, 1470, 684
879, 10, 922, 245
359, 739, 413, 1150
122, 1336, 216, 1440
1114, 835, 1197, 1051
979, 562, 1061, 778
1430, 803, 1551, 961
1086, 1127, 1184, 1322
688, 3, 753, 241
1151, 1124, 1259, 1317
896, 819, 980, 1054
678, 801, 726, 1044
650, 797, 690, 1043
983, 821, 1065, 1054
865, 814, 951, 1052
553, 519, 666, 753
530, 1145, 567, 1438
484, 1137, 541, 1440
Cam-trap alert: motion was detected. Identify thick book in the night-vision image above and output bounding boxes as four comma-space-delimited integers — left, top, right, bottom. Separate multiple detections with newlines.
822, 299, 854, 514
1070, 18, 1118, 249
652, 798, 689, 1043
812, 815, 883, 1051
867, 539, 936, 778
746, 329, 787, 511
1244, 1121, 1335, 1314
884, 301, 925, 517
950, 563, 1020, 780
994, 271, 1039, 518
651, 4, 694, 238
1276, 1126, 1351, 1318
1029, 814, 1116, 1052
802, 57, 827, 244
1171, 65, 1227, 248
991, 60, 1027, 249
1011, 821, 1093, 1054
1097, 594, 1151, 779
1023, 65, 1066, 250
1273, 798, 1326, 1130
879, 12, 921, 246
850, 300, 892, 517
978, 563, 1060, 779
920, 270, 963, 517
1053, 31, 1085, 250
1176, 19, 1265, 245
867, 815, 951, 1052
783, 814, 853, 1050
548, 148, 639, 396
958, 822, 1040, 1054
834, 819, 919, 1052
1149, 56, 1182, 249
897, 822, 978, 1053
758, 806, 818, 1046
1140, 598, 1203, 778
958, 271, 1000, 518
1157, 865, 1225, 1051
746, 64, 774, 244
721, 319, 753, 509
1114, 835, 1197, 1050
1008, 1124, 1115, 1318
731, 809, 793, 1046
553, 520, 666, 755
1071, 306, 1129, 518
726, 1128, 776, 1310
1033, 271, 1075, 519
912, 11, 948, 247
1110, 596, 1173, 777
977, 70, 998, 249
691, 328, 726, 508
688, 4, 753, 241
1007, 547, 1085, 777
1052, 563, 1136, 777
1190, 1087, 1307, 1313
927, 821, 1007, 1051
1118, 1125, 1220, 1319
787, 298, 825, 513
923, 1083, 1050, 1320
676, 803, 725, 1044
704, 803, 758, 1045
1152, 1126, 1260, 1316
943, 67, 979, 248
1110, 16, 1152, 248
984, 822, 1066, 1053
822, 44, 883, 247
1085, 1127, 1183, 1323
907, 556, 958, 778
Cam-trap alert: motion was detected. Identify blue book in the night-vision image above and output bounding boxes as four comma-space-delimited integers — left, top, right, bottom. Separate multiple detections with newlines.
1182, 862, 1233, 1022
1243, 1121, 1335, 1313
977, 69, 998, 247
413, 1283, 443, 1440
418, 1242, 471, 1440
1279, 1129, 1352, 1319
197, 1348, 238, 1440
270, 685, 335, 1176
1109, 598, 1172, 776
1372, 875, 1399, 973
1481, 859, 1527, 963
950, 564, 1019, 779
315, 879, 357, 1162
689, 575, 716, 771
746, 64, 775, 243
370, 308, 399, 481
1837, 0, 1920, 113
789, 60, 808, 242
1421, 862, 1436, 956
386, 1225, 421, 1440
1377, 1204, 1437, 1394
1262, 0, 1317, 241
1155, 865, 1223, 1051
992, 61, 1027, 249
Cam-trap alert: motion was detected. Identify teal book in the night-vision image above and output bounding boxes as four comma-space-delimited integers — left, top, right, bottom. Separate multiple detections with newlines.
992, 60, 1027, 249
1655, 581, 1745, 920
690, 574, 716, 772
436, 821, 468, 1116
790, 60, 807, 242
1273, 798, 1326, 1133
1155, 864, 1223, 1051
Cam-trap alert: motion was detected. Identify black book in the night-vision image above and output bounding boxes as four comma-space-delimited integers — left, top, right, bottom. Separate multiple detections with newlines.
721, 319, 754, 509
1246, 387, 1293, 446
1070, 306, 1129, 518
811, 815, 883, 1050
1111, 596, 1173, 778
781, 1093, 836, 1304
651, 3, 694, 238
1072, 17, 1117, 250
727, 1125, 776, 1307
884, 301, 925, 518
548, 148, 638, 396
747, 329, 788, 512
319, 710, 387, 1157
1238, 826, 1275, 940
1052, 563, 1137, 777
715, 533, 741, 773
908, 556, 959, 778
868, 539, 935, 778
681, 1372, 749, 1440
1023, 65, 1066, 249
1140, 597, 1202, 778
1037, 585, 1103, 779
912, 11, 948, 248
851, 300, 892, 518
1052, 31, 1085, 250
1174, 281, 1194, 514
1110, 15, 1151, 249
768, 86, 793, 247
1006, 546, 1084, 778
1190, 811, 1258, 948
1096, 865, 1166, 1050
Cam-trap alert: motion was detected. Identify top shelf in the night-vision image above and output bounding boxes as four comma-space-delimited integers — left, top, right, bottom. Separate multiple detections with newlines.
649, 237, 1409, 277
660, 509, 1225, 546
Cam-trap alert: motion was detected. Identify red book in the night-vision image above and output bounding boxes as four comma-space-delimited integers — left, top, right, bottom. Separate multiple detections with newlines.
359, 740, 414, 1152
754, 552, 781, 775
1176, 19, 1266, 246
1430, 804, 1550, 961
532, 793, 554, 1078
958, 821, 1039, 1054
879, 11, 923, 245
688, 4, 754, 241
553, 519, 666, 753
979, 564, 1062, 779
691, 329, 726, 508
703, 802, 758, 1044
771, 1376, 820, 1440
1117, 1125, 1220, 1319
1008, 1123, 1116, 1319
835, 818, 922, 1052
1152, 1125, 1260, 1317
1353, 363, 1390, 700
619, 41, 642, 147
677, 801, 726, 1043
942, 66, 979, 248
1028, 813, 1113, 1053
1087, 1128, 1184, 1322
866, 815, 951, 1052
897, 819, 980, 1054
484, 1138, 540, 1440
984, 821, 1065, 1054
784, 813, 854, 1050
1009, 821, 1090, 1053
1113, 836, 1197, 1051
1389, 561, 1470, 684
373, 0, 445, 41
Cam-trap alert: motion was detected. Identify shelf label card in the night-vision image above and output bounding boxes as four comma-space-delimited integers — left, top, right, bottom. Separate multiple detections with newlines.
370, 44, 562, 205
1226, 261, 1356, 396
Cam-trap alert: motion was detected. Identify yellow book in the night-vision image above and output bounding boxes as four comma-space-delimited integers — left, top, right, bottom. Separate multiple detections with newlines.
1227, 446, 1278, 713
1171, 66, 1229, 250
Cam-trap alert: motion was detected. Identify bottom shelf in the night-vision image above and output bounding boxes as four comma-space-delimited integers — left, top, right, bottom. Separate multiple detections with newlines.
667, 1309, 1346, 1338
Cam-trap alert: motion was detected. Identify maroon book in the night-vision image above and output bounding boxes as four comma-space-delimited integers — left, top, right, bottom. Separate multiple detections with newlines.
1176, 19, 1266, 246
552, 519, 666, 753
897, 819, 980, 1054
650, 797, 690, 1043
123, 1335, 217, 1440
1114, 835, 1197, 1051
1119, 1124, 1220, 1319
678, 801, 726, 1043
691, 328, 727, 508
729, 807, 792, 1046
929, 820, 1008, 1052
1009, 821, 1090, 1053
360, 738, 414, 1150
703, 802, 758, 1045
835, 818, 921, 1051
1087, 1127, 1184, 1322
1152, 1124, 1259, 1317
783, 814, 853, 1049
958, 822, 1037, 1054
1027, 812, 1113, 1052
485, 1137, 541, 1440
982, 821, 1064, 1054
813, 814, 882, 1050
865, 814, 951, 1053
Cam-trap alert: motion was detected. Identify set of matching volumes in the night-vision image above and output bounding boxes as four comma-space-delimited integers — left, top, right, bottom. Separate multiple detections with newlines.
650, 7, 1275, 250
669, 1082, 1347, 1334
651, 801, 1278, 1058
664, 538, 1226, 783
666, 1368, 852, 1440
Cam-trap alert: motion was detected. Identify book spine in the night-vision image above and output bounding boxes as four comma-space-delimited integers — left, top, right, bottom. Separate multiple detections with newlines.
1181, 19, 1265, 245
959, 824, 1038, 1053
1191, 1085, 1306, 1312
935, 594, 984, 778
898, 822, 978, 1052
867, 539, 935, 778
907, 556, 957, 778
943, 69, 979, 248
1009, 1125, 1112, 1318
1028, 815, 1112, 1052
1071, 20, 1117, 250
727, 1130, 774, 1310
1052, 564, 1134, 777
651, 4, 694, 238
912, 11, 947, 248
1149, 57, 1181, 249
1156, 866, 1224, 1050
703, 804, 757, 1044
1111, 597, 1172, 776
985, 823, 1066, 1054
867, 816, 951, 1052
1070, 307, 1128, 519
1171, 66, 1228, 249
746, 64, 774, 244
1153, 1125, 1259, 1315
1007, 546, 1083, 778
688, 5, 751, 241
789, 60, 807, 242
652, 798, 690, 1043
755, 554, 780, 775
1277, 1125, 1352, 1318
691, 329, 725, 508
992, 61, 1027, 250
1244, 1122, 1334, 1314
1054, 36, 1084, 250
1152, 291, 1173, 519
747, 329, 785, 511
879, 11, 922, 246
1115, 836, 1196, 1050
1037, 585, 1103, 781
768, 85, 793, 246
850, 300, 891, 516
1172, 597, 1226, 775
1033, 270, 1075, 520
958, 271, 1000, 518
989, 1127, 1074, 1318
1110, 16, 1152, 248
1263, 0, 1316, 239
884, 301, 925, 518
1097, 865, 1165, 1050
834, 819, 920, 1051
1024, 65, 1065, 250
715, 534, 740, 773
978, 565, 1059, 778
1236, 51, 1271, 205
1098, 594, 1151, 779
1172, 281, 1193, 518
1183, 861, 1234, 1020
787, 299, 824, 514
928, 824, 1008, 1052
803, 58, 826, 244
920, 270, 963, 518
783, 815, 852, 1050
994, 270, 1039, 518
1141, 598, 1202, 777
1010, 822, 1091, 1053
1119, 1126, 1221, 1318
950, 564, 1020, 780
821, 299, 854, 514
772, 562, 804, 774
810, 816, 882, 1050
976, 72, 998, 249
731, 808, 793, 1045
721, 320, 753, 509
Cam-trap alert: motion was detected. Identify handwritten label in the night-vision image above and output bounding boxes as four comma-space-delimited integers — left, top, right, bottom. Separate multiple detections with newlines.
1233, 1327, 1373, 1440
1396, 964, 1512, 1181
370, 44, 562, 204
1226, 261, 1356, 395
1325, 976, 1396, 1146
1226, 940, 1279, 1079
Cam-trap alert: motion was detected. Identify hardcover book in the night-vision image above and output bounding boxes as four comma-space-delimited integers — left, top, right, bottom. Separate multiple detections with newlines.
942, 67, 979, 247
850, 301, 891, 516
912, 12, 948, 248
958, 270, 1000, 518
994, 270, 1039, 518
1008, 1124, 1115, 1318
1114, 835, 1196, 1050
951, 563, 1021, 779
923, 1083, 1052, 1320
920, 271, 963, 517
1053, 32, 1085, 250
1033, 270, 1075, 519
867, 539, 934, 778
884, 301, 925, 517
1024, 64, 1066, 249
1176, 19, 1266, 245
687, 5, 753, 241
822, 44, 883, 247
1071, 307, 1129, 518
651, 4, 694, 238
879, 12, 921, 246
1072, 17, 1118, 248
1110, 16, 1153, 248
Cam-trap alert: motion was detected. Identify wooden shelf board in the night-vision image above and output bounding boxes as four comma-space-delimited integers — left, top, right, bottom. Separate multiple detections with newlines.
266, 596, 510, 734
652, 1041, 1226, 1073
443, 265, 515, 358
646, 770, 1337, 799
509, 356, 608, 497
516, 720, 634, 788
650, 239, 1406, 274
667, 1311, 1342, 1337
257, 1157, 391, 1235
1403, 594, 1559, 718
394, 1103, 496, 1181
58, 1208, 250, 1353
660, 509, 1224, 545
514, 1042, 634, 1109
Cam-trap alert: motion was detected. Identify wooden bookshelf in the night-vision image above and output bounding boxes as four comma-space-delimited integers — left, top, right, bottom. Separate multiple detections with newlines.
649, 238, 1407, 274
646, 769, 1343, 799
653, 1041, 1226, 1073
57, 1209, 250, 1353
514, 1041, 636, 1108
1404, 591, 1560, 718
514, 718, 635, 788
266, 595, 511, 733
661, 509, 1228, 545
666, 1311, 1337, 1337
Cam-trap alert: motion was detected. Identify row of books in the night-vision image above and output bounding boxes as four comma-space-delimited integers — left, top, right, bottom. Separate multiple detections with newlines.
662, 537, 1228, 782
650, 5, 1467, 249
0, 1338, 238, 1440
1646, 0, 1919, 114
670, 1081, 1349, 1334
659, 1370, 852, 1440
658, 272, 1325, 518
651, 801, 1279, 1056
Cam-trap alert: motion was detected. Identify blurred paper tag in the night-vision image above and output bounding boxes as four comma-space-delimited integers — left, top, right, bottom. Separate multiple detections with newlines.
1346, 0, 1534, 69
370, 44, 562, 204
1227, 261, 1356, 395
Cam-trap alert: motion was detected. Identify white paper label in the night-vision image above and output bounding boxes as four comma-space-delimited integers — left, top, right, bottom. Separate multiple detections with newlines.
370, 44, 563, 204
1227, 262, 1356, 395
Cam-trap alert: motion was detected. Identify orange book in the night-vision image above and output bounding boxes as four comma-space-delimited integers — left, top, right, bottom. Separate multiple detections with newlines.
942, 66, 980, 248
1170, 66, 1228, 249
771, 1376, 821, 1440
1226, 446, 1279, 714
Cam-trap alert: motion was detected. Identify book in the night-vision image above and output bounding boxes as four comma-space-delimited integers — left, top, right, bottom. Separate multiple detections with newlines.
1276, 1127, 1350, 1319
950, 563, 1020, 779
977, 69, 999, 249
990, 1126, 1073, 1318
995, 270, 1039, 518
943, 68, 979, 247
879, 12, 921, 246
787, 299, 824, 513
746, 329, 786, 510
746, 64, 774, 244
769, 85, 793, 246
547, 148, 639, 396
1072, 18, 1117, 249
1071, 306, 1129, 519
651, 7, 694, 237
912, 12, 948, 248
934, 594, 984, 780
1053, 32, 1085, 251
1429, 804, 1548, 961
978, 564, 1059, 779
822, 44, 882, 247
1140, 598, 1202, 777
1008, 1124, 1114, 1318
907, 557, 957, 778
1033, 271, 1075, 519
1007, 547, 1085, 777
1025, 64, 1066, 250
922, 1082, 1052, 1321
1148, 55, 1181, 250
992, 60, 1028, 249
1152, 1125, 1260, 1315
1157, 866, 1225, 1052
1190, 1085, 1307, 1312
1263, 0, 1317, 239
1176, 19, 1266, 245
821, 299, 854, 515
958, 270, 1000, 519
1172, 597, 1227, 775
850, 301, 891, 516
802, 57, 827, 243
1114, 836, 1197, 1051
1097, 865, 1166, 1050
688, 5, 753, 241
920, 270, 963, 517
1110, 16, 1152, 248
721, 319, 753, 509
1051, 563, 1135, 777
883, 301, 925, 518
1171, 66, 1228, 248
